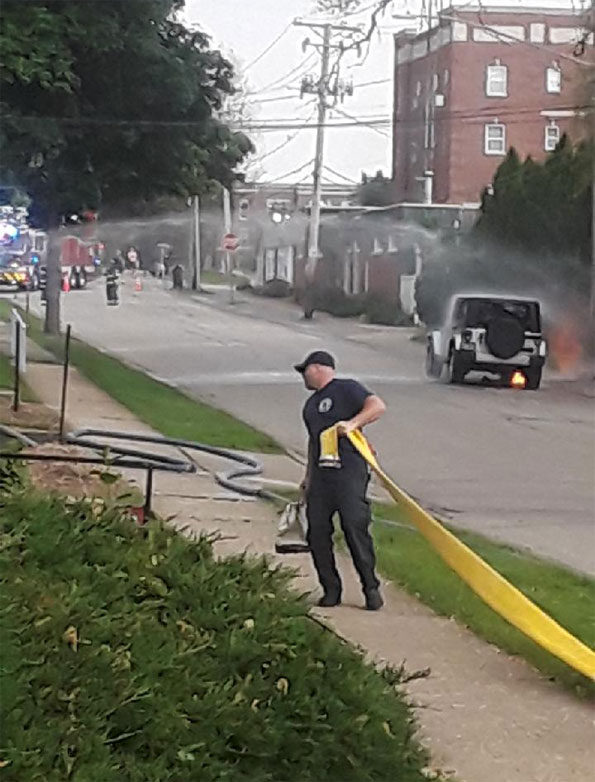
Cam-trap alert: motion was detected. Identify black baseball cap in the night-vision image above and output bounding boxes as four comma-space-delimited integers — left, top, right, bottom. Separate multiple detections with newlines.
294, 350, 336, 374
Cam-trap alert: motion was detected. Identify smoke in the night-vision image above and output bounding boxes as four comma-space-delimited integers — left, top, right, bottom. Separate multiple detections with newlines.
418, 236, 592, 376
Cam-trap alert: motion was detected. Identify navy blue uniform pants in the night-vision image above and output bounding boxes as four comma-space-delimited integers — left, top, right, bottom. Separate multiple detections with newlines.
306, 469, 379, 597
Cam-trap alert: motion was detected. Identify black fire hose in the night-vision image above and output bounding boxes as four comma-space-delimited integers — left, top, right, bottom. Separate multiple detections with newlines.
1, 426, 289, 520
66, 429, 275, 499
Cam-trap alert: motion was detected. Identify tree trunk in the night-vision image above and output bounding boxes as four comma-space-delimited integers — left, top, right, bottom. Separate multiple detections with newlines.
45, 225, 61, 335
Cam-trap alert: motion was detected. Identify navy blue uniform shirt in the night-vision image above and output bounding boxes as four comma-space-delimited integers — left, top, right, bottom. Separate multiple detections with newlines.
303, 378, 372, 474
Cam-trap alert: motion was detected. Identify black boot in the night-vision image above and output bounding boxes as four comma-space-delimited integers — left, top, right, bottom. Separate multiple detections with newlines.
364, 589, 384, 611
317, 592, 342, 608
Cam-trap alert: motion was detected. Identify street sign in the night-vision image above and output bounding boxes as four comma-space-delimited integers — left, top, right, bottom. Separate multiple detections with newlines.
222, 233, 239, 252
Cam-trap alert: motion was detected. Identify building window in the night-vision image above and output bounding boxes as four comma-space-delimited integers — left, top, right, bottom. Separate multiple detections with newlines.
546, 65, 561, 94
372, 237, 383, 256
432, 73, 439, 91
486, 63, 508, 97
545, 123, 560, 152
484, 123, 506, 155
415, 80, 422, 97
443, 68, 450, 86
530, 23, 546, 43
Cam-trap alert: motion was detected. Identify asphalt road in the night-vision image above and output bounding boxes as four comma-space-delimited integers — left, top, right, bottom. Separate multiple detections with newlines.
22, 279, 595, 574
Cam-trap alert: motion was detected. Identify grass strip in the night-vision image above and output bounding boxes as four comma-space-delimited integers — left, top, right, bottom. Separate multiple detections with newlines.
0, 480, 427, 781
277, 488, 595, 697
371, 501, 595, 698
0, 300, 281, 453
0, 353, 36, 403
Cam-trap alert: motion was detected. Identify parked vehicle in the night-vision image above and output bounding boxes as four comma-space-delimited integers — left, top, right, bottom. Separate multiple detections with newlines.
426, 295, 547, 390
0, 250, 41, 291
60, 235, 105, 289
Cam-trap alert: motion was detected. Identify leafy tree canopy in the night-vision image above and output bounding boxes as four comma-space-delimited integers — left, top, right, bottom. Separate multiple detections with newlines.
475, 135, 592, 266
0, 0, 253, 226
357, 170, 395, 207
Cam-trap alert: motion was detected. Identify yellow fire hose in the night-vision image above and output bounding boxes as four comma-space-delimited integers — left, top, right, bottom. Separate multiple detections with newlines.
318, 426, 595, 680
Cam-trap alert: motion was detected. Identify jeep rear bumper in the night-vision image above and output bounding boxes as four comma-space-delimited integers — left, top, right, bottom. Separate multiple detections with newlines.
456, 351, 545, 374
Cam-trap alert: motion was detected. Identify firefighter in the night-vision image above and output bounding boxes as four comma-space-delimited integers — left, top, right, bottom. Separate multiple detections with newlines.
295, 350, 386, 610
105, 260, 120, 306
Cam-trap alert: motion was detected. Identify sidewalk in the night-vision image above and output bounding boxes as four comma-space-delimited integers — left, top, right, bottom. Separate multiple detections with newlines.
16, 348, 595, 782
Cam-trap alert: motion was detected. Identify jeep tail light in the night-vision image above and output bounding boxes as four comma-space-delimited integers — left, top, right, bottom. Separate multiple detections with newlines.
510, 371, 526, 389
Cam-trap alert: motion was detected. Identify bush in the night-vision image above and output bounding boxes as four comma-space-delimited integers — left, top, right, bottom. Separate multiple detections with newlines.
314, 286, 366, 318
0, 487, 426, 781
233, 274, 252, 291
364, 294, 412, 326
311, 288, 412, 326
258, 279, 292, 298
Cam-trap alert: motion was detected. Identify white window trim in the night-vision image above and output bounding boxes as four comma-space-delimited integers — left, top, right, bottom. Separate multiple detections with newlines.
484, 122, 506, 156
545, 123, 560, 152
486, 63, 508, 98
372, 237, 384, 256
546, 65, 561, 94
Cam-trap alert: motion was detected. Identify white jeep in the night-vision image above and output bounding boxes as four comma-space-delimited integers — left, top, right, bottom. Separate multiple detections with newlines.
426, 295, 547, 390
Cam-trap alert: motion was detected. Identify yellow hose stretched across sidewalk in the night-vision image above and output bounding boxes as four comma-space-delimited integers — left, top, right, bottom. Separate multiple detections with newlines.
319, 426, 595, 680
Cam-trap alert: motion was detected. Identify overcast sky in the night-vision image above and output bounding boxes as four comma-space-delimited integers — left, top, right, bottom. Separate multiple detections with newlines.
186, 1, 582, 186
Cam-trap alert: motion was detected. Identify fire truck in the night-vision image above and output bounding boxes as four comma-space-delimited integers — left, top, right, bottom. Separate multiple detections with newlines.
59, 234, 104, 289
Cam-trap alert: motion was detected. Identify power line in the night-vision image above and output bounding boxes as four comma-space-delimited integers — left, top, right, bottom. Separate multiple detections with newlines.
323, 164, 359, 184
331, 105, 392, 137
256, 158, 315, 185
251, 104, 318, 163
354, 77, 392, 89
244, 22, 293, 71
249, 52, 317, 96
2, 102, 587, 131
255, 94, 304, 105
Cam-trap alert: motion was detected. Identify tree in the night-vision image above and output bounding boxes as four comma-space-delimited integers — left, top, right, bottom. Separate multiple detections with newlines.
416, 136, 593, 328
0, 0, 252, 331
475, 136, 592, 268
357, 170, 395, 206
314, 0, 363, 13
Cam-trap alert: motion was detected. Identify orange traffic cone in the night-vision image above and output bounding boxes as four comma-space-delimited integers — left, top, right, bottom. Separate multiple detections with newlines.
62, 274, 70, 293
134, 275, 142, 292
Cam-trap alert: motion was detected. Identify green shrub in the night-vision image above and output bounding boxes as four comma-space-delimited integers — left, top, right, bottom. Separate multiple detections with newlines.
364, 295, 413, 327
259, 279, 292, 298
0, 488, 426, 781
314, 287, 366, 318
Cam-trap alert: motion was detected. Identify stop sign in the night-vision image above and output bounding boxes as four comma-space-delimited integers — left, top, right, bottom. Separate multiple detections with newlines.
222, 233, 239, 252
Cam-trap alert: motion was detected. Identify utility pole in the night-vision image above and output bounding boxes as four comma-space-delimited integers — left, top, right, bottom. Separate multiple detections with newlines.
191, 195, 201, 291
590, 2, 595, 352
591, 105, 595, 349
223, 187, 234, 304
45, 225, 61, 335
299, 22, 330, 281
294, 19, 361, 287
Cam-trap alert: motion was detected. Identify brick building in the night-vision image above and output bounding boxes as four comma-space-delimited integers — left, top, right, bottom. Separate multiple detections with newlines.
392, 4, 592, 205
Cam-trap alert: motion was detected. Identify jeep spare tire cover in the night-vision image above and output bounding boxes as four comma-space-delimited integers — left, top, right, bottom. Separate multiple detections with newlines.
485, 316, 525, 359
